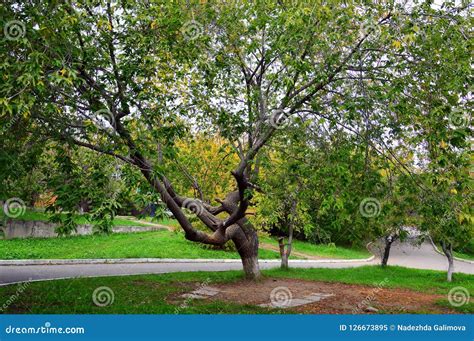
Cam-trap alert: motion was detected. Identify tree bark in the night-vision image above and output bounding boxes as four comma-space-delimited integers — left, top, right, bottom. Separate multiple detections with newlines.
278, 222, 294, 269
278, 237, 289, 269
381, 234, 395, 267
441, 241, 454, 282
278, 196, 296, 270
233, 220, 261, 280
241, 254, 260, 279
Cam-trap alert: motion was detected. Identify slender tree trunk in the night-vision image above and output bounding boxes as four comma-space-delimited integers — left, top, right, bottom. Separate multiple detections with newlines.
278, 227, 294, 269
441, 241, 454, 282
381, 235, 395, 267
278, 237, 289, 269
278, 201, 295, 270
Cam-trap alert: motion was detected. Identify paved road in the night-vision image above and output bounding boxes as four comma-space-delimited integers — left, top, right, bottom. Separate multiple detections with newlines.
0, 260, 375, 286
0, 240, 472, 286
386, 239, 473, 273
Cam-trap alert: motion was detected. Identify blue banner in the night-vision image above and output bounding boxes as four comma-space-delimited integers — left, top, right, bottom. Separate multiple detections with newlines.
1, 315, 472, 340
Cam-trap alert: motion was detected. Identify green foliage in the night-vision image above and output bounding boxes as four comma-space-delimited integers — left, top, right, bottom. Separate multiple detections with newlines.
254, 132, 410, 246
0, 0, 471, 266
89, 198, 122, 234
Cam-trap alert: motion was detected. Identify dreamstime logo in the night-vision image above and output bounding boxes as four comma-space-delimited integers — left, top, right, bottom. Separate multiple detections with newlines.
94, 109, 115, 129
270, 286, 292, 308
268, 109, 291, 130
92, 286, 115, 307
182, 198, 204, 215
359, 197, 381, 218
448, 109, 470, 129
448, 286, 470, 307
4, 20, 26, 41
359, 18, 381, 38
181, 20, 203, 41
3, 198, 26, 218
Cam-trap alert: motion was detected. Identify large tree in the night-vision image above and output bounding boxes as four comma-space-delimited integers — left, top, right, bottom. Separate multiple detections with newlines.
1, 0, 470, 279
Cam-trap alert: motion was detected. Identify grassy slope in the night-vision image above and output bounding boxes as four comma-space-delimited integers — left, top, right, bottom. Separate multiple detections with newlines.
0, 230, 281, 260
453, 240, 474, 261
260, 236, 371, 259
454, 251, 474, 261
0, 230, 373, 260
0, 266, 472, 314
0, 209, 150, 227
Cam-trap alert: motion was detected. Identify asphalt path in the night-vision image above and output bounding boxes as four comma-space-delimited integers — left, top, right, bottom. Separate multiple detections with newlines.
0, 240, 472, 286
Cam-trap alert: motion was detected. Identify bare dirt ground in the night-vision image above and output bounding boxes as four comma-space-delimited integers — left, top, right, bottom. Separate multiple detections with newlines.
171, 278, 460, 314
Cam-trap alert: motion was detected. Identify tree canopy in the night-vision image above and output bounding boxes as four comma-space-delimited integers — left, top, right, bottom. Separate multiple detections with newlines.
1, 0, 472, 279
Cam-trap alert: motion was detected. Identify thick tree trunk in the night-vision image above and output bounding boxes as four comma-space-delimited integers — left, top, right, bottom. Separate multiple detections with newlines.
233, 222, 261, 280
241, 254, 260, 279
381, 235, 395, 267
441, 241, 454, 282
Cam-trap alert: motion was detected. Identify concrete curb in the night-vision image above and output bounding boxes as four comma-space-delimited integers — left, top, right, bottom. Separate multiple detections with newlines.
428, 237, 474, 265
0, 255, 375, 266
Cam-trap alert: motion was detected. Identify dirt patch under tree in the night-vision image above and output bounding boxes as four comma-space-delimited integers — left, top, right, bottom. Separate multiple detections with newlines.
171, 278, 462, 314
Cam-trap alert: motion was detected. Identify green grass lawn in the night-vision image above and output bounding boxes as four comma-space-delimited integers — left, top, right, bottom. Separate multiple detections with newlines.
453, 240, 474, 261
0, 266, 471, 314
454, 251, 474, 261
0, 209, 150, 227
141, 216, 180, 228
0, 230, 282, 260
259, 236, 371, 259
0, 229, 373, 260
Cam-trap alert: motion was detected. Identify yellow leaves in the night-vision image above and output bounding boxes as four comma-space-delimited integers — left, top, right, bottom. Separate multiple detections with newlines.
450, 188, 458, 195
151, 21, 157, 29
403, 33, 416, 45
391, 40, 402, 49
457, 212, 472, 224
97, 19, 112, 31
302, 7, 313, 15
440, 140, 447, 149
59, 68, 67, 77
318, 5, 330, 16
